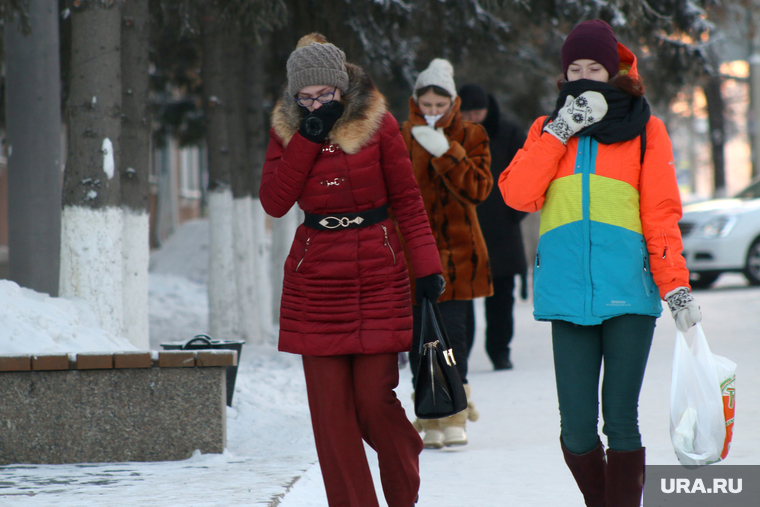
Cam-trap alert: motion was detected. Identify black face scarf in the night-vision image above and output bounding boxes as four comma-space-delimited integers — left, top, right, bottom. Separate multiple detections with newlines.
547, 79, 650, 145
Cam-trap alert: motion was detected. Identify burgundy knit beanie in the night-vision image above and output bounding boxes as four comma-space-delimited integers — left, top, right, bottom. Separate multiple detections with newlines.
561, 19, 620, 78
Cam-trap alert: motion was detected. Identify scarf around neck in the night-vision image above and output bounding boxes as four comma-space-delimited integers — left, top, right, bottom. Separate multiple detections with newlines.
548, 79, 651, 145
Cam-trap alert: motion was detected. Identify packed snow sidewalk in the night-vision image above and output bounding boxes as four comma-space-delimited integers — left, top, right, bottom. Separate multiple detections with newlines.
1, 219, 758, 506
278, 277, 760, 506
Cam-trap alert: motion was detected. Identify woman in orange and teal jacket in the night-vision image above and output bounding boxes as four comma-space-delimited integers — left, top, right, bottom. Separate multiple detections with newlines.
499, 20, 702, 507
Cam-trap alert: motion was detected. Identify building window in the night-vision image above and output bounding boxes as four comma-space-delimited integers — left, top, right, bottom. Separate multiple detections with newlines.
180, 145, 202, 199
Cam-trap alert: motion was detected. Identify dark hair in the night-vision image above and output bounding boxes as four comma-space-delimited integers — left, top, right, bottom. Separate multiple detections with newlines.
555, 72, 645, 98
609, 73, 645, 97
416, 85, 452, 98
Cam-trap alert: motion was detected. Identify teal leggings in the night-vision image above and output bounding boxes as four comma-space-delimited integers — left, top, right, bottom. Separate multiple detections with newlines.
552, 314, 656, 454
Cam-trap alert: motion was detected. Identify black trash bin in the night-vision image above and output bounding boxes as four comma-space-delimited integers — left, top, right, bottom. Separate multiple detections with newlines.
160, 334, 244, 407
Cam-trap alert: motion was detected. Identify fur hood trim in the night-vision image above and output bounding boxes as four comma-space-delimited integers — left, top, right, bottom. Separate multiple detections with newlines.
272, 63, 387, 154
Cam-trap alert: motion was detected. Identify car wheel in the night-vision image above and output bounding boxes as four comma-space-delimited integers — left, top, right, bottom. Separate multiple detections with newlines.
744, 237, 760, 285
689, 271, 721, 289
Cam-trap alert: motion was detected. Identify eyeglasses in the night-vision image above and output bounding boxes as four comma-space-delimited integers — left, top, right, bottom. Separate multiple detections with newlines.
295, 87, 338, 107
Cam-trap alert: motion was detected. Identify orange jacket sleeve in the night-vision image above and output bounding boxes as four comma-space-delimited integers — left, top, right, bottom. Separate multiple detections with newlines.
498, 117, 567, 213
638, 117, 691, 297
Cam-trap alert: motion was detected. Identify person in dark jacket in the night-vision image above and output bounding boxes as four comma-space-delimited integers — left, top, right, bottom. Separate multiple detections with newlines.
459, 84, 528, 370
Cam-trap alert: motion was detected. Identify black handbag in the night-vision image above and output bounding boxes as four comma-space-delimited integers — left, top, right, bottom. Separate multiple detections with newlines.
413, 298, 468, 419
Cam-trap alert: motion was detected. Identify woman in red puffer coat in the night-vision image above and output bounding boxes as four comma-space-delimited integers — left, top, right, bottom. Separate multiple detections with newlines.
259, 33, 443, 507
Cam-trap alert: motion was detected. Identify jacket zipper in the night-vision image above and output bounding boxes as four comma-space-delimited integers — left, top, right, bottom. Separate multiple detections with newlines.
641, 247, 652, 296
296, 237, 311, 272
381, 225, 397, 264
661, 232, 670, 262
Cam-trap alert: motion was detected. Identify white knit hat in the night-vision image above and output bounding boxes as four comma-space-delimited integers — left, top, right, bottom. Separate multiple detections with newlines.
413, 58, 457, 101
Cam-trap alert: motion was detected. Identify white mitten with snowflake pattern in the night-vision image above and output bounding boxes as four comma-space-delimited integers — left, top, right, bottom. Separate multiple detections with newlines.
544, 91, 608, 144
665, 286, 702, 333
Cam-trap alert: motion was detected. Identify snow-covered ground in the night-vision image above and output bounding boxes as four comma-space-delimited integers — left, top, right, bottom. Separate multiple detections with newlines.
0, 280, 137, 355
1, 218, 758, 506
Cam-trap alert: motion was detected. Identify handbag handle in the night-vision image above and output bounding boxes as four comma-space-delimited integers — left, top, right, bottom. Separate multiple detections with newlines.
419, 298, 454, 354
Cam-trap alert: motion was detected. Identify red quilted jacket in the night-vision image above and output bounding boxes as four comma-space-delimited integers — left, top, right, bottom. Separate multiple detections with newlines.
260, 63, 442, 356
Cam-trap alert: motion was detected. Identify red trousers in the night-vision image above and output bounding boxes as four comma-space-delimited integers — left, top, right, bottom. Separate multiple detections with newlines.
302, 353, 423, 507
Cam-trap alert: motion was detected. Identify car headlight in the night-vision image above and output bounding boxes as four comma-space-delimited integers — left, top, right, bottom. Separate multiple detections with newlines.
697, 215, 738, 238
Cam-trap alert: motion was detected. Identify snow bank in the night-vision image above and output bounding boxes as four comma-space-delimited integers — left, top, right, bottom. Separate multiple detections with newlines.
0, 279, 137, 354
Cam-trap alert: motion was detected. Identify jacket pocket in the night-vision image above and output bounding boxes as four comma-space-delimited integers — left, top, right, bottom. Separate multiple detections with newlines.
381, 224, 397, 265
296, 236, 311, 272
640, 247, 656, 297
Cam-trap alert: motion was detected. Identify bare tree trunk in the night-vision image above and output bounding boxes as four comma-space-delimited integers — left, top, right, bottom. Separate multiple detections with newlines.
202, 5, 239, 341
704, 74, 727, 197
4, 0, 62, 296
746, 1, 760, 181
243, 39, 273, 342
226, 34, 261, 344
245, 40, 267, 192
60, 0, 124, 338
687, 88, 699, 194
750, 53, 760, 181
120, 0, 151, 349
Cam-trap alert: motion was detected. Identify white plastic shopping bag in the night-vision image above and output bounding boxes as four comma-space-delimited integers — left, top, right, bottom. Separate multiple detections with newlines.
669, 323, 736, 466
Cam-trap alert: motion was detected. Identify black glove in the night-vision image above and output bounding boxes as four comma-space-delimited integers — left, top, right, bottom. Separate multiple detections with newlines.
415, 274, 445, 304
299, 100, 344, 143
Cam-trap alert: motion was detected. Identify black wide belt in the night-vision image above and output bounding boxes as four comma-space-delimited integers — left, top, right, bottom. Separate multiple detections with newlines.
303, 204, 389, 230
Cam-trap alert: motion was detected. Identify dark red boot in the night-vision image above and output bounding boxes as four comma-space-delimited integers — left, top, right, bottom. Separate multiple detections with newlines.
606, 447, 645, 507
561, 437, 606, 507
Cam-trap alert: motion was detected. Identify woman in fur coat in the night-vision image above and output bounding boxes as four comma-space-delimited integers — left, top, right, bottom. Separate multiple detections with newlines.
400, 58, 493, 450
259, 34, 444, 507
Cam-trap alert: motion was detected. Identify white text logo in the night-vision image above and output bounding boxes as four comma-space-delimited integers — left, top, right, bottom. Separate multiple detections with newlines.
661, 478, 742, 494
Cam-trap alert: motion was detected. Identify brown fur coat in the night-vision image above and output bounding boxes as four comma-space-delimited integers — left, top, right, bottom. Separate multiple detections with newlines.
401, 96, 494, 302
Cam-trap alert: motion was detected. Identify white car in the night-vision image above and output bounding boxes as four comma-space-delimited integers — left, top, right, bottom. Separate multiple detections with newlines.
679, 178, 760, 288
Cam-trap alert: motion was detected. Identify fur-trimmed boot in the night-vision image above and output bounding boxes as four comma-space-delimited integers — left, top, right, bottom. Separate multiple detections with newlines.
413, 417, 445, 449
439, 384, 478, 447
411, 392, 446, 449
606, 447, 645, 507
464, 384, 479, 422
560, 437, 606, 507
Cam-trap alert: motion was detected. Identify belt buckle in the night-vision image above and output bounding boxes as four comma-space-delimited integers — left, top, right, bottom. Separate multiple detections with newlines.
318, 216, 365, 229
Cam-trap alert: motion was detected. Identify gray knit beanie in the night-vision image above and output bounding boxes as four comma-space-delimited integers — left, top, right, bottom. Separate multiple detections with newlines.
286, 33, 349, 97
413, 58, 457, 101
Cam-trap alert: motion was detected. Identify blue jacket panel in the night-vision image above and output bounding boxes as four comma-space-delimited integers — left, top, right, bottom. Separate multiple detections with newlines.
533, 137, 663, 324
